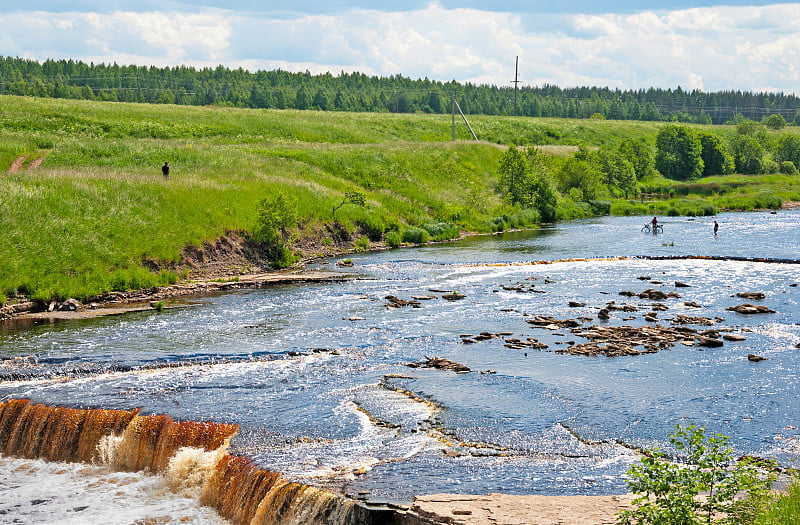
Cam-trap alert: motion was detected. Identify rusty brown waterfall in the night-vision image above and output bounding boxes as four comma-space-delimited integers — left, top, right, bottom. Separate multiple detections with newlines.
0, 399, 375, 525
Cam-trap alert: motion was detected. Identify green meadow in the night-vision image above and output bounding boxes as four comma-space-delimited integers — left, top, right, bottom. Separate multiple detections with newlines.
2, 95, 800, 303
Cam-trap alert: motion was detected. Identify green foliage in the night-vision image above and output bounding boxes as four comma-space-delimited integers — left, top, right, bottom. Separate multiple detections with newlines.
152, 301, 165, 312
402, 227, 430, 244
617, 424, 777, 525
762, 113, 787, 130
421, 222, 461, 242
497, 146, 531, 207
698, 132, 734, 176
588, 200, 612, 215
496, 146, 558, 222
775, 133, 800, 167
731, 135, 765, 174
618, 137, 655, 180
655, 125, 704, 181
592, 148, 637, 197
385, 230, 403, 248
332, 189, 367, 219
354, 236, 370, 252
779, 161, 798, 175
556, 157, 602, 201
711, 190, 782, 211
255, 192, 299, 265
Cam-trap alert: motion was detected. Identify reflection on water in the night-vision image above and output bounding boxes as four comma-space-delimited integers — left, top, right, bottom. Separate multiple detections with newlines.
1, 210, 800, 511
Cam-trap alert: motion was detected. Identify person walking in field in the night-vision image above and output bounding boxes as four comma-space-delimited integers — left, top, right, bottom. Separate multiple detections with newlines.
162, 161, 170, 179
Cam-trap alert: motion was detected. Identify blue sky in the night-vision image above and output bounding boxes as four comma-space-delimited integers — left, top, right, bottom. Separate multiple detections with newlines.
3, 2, 800, 93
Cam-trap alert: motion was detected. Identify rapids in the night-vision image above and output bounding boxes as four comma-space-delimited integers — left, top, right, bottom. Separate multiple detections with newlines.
1, 211, 799, 523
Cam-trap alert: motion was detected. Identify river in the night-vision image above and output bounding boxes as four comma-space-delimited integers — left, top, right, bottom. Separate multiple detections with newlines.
1, 211, 799, 523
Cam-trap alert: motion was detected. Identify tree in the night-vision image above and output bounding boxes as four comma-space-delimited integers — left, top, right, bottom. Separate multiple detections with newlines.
775, 133, 800, 167
497, 146, 557, 221
593, 148, 637, 197
254, 192, 298, 267
497, 146, 531, 207
332, 190, 366, 219
655, 125, 704, 181
762, 113, 787, 130
731, 135, 764, 174
556, 157, 602, 201
698, 132, 734, 176
617, 424, 776, 525
618, 138, 654, 180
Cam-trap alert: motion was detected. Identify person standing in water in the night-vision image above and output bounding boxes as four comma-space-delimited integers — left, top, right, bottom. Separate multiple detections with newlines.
714, 220, 719, 236
651, 216, 658, 234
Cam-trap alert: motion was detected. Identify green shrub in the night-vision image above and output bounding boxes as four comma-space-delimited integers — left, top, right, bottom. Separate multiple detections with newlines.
402, 227, 430, 244
588, 200, 611, 215
667, 207, 680, 216
610, 200, 650, 216
505, 208, 540, 229
490, 216, 506, 232
354, 236, 370, 252
356, 213, 386, 241
385, 230, 403, 248
779, 161, 798, 175
616, 424, 776, 525
422, 221, 461, 241
0, 292, 6, 306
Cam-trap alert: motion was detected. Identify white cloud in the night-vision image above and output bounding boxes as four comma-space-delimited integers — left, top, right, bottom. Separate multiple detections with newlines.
2, 3, 800, 94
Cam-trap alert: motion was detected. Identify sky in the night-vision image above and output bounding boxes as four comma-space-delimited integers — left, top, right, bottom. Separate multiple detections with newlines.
2, 1, 800, 94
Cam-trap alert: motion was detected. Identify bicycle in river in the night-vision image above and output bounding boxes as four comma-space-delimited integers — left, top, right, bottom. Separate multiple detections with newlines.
641, 223, 664, 234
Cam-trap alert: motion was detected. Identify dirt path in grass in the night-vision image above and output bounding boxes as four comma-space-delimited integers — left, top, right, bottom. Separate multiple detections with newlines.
6, 155, 44, 173
7, 156, 26, 173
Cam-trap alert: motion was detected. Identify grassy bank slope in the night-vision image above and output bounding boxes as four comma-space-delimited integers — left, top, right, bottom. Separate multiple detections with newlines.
2, 96, 515, 302
1, 95, 798, 304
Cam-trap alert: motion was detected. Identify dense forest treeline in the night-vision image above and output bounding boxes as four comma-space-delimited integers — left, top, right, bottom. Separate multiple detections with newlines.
2, 56, 800, 125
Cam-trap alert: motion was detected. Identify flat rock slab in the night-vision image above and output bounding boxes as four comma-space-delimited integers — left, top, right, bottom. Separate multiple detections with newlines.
403, 493, 636, 525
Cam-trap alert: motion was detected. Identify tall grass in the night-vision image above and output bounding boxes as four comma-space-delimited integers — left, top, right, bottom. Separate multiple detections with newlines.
2, 95, 797, 302
753, 481, 800, 524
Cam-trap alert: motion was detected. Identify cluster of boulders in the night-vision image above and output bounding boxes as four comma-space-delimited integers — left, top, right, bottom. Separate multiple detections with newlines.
47, 298, 83, 312
385, 295, 422, 308
409, 356, 471, 373
556, 324, 731, 357
460, 331, 513, 344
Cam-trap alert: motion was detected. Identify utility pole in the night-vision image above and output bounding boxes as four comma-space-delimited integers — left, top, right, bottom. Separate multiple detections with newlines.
452, 92, 456, 142
512, 55, 520, 116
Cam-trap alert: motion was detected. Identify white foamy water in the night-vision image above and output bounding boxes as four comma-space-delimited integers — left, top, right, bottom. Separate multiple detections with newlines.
0, 454, 229, 525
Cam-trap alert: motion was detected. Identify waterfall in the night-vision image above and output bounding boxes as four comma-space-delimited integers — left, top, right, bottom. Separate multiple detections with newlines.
0, 399, 386, 525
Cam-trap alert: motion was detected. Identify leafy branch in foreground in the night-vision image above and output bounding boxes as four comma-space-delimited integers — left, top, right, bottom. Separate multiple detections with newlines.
617, 424, 776, 525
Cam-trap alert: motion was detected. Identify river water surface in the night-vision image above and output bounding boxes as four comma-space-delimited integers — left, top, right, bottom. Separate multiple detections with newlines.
1, 211, 799, 522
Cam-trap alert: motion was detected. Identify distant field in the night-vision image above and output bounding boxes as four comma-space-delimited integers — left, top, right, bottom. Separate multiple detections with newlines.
1, 95, 799, 303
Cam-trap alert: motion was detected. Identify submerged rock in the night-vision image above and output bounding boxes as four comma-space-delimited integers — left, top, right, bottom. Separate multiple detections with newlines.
748, 354, 767, 362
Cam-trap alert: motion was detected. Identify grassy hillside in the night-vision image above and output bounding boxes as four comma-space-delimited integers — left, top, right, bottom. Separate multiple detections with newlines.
1, 95, 799, 304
